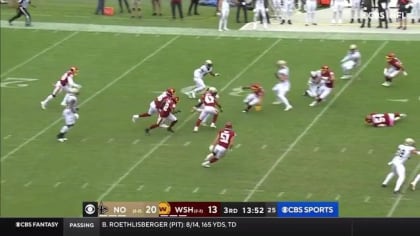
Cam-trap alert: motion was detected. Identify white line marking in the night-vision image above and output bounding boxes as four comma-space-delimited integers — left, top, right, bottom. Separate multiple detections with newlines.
136, 185, 144, 191
132, 139, 140, 144
261, 144, 267, 149
24, 181, 32, 187
313, 147, 320, 152
192, 187, 200, 193
54, 182, 62, 188
364, 196, 370, 203
335, 194, 341, 201
1, 36, 179, 163
81, 138, 88, 142
107, 138, 114, 143
81, 183, 89, 189
1, 32, 79, 78
235, 144, 242, 149
164, 186, 172, 192
387, 99, 409, 102
3, 135, 11, 140
95, 39, 282, 201
243, 41, 388, 202
306, 193, 313, 199
340, 147, 347, 153
387, 160, 420, 216
219, 189, 227, 195
277, 192, 284, 198
368, 149, 374, 154
183, 141, 191, 146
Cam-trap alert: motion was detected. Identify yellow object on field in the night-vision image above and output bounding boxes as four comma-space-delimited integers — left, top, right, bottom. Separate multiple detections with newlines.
255, 105, 262, 111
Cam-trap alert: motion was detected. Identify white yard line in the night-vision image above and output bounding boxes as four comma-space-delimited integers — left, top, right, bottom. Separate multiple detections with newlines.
95, 39, 282, 201
387, 160, 420, 217
0, 36, 179, 162
243, 41, 389, 202
0, 32, 79, 78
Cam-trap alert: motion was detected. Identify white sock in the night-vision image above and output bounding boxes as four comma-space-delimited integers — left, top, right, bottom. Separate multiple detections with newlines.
394, 175, 405, 192
412, 174, 420, 185
383, 172, 395, 185
60, 125, 69, 134
61, 94, 69, 104
277, 94, 291, 107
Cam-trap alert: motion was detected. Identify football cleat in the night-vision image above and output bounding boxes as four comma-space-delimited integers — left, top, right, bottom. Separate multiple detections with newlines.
284, 106, 293, 111
201, 162, 211, 168
193, 126, 199, 132
132, 115, 138, 123
210, 123, 217, 128
57, 138, 68, 142
40, 101, 46, 110
410, 183, 416, 191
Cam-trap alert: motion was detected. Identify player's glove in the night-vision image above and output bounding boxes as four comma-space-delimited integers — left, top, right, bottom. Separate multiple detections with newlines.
74, 113, 79, 120
214, 73, 220, 77
402, 71, 408, 76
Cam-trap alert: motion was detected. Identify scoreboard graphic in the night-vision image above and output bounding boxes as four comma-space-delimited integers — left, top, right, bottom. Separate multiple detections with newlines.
82, 201, 339, 218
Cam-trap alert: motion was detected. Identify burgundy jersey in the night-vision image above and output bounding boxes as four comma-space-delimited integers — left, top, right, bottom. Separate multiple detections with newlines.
387, 58, 403, 70
321, 70, 335, 88
154, 92, 169, 110
201, 92, 217, 107
216, 128, 236, 149
368, 113, 396, 127
59, 70, 75, 86
159, 98, 176, 118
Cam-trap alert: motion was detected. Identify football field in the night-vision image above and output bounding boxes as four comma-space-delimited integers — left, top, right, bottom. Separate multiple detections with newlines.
1, 1, 420, 218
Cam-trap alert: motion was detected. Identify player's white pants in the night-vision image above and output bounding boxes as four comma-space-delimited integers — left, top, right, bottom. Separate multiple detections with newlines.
282, 1, 294, 21
351, 0, 361, 19
272, 81, 292, 107
148, 101, 158, 115
243, 93, 261, 106
198, 106, 218, 121
63, 108, 77, 126
383, 162, 406, 192
342, 60, 357, 72
218, 6, 230, 31
271, 0, 282, 20
318, 86, 332, 100
332, 1, 345, 23
157, 113, 177, 125
306, 84, 320, 98
305, 0, 317, 24
253, 7, 268, 29
384, 67, 400, 78
193, 77, 206, 92
212, 144, 227, 158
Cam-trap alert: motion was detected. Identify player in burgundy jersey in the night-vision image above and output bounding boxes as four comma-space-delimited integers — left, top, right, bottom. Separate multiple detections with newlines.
202, 121, 236, 168
193, 87, 223, 132
365, 112, 407, 127
242, 83, 264, 112
382, 52, 408, 87
309, 65, 335, 107
132, 88, 176, 123
40, 66, 81, 109
145, 96, 180, 134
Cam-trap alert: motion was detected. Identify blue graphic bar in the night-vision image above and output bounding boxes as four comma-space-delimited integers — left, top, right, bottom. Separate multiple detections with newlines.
277, 202, 339, 218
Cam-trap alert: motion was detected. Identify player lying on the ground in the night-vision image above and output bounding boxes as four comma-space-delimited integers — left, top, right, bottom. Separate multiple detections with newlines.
365, 112, 407, 127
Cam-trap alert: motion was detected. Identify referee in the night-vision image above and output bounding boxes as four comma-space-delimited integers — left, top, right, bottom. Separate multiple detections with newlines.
8, 0, 32, 26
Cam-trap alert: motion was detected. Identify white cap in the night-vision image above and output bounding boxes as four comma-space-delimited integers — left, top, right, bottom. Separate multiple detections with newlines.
277, 60, 286, 65
349, 44, 357, 50
405, 138, 415, 145
205, 60, 213, 65
310, 71, 317, 77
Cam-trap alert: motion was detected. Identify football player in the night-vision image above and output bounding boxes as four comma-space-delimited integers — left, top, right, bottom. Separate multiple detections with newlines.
382, 52, 407, 87
382, 138, 420, 193
132, 88, 176, 125
365, 112, 407, 127
56, 87, 80, 142
340, 44, 361, 79
145, 96, 180, 134
185, 60, 220, 99
272, 60, 293, 111
304, 71, 322, 98
193, 87, 223, 132
242, 83, 264, 112
41, 66, 81, 110
309, 65, 335, 107
202, 121, 236, 168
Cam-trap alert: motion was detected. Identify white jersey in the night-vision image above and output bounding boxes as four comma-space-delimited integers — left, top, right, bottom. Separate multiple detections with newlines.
194, 64, 213, 79
220, 0, 230, 9
277, 66, 290, 82
255, 0, 266, 8
391, 144, 416, 165
342, 50, 361, 65
65, 94, 78, 113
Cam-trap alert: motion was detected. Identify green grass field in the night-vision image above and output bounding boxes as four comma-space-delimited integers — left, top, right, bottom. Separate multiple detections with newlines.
1, 0, 420, 218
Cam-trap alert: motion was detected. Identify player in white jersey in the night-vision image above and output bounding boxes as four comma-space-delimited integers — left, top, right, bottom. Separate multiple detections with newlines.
253, 0, 269, 29
331, 0, 345, 24
185, 60, 220, 99
350, 0, 362, 23
271, 0, 283, 22
340, 44, 361, 79
281, 0, 294, 24
305, 0, 318, 26
410, 173, 420, 191
411, 0, 420, 24
382, 138, 420, 193
56, 87, 80, 142
272, 60, 293, 111
304, 71, 322, 98
41, 67, 81, 110
217, 0, 230, 31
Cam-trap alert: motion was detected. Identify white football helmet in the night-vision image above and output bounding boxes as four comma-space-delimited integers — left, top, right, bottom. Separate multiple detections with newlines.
404, 138, 415, 146
208, 87, 217, 93
68, 87, 80, 94
277, 60, 286, 66
205, 60, 213, 65
349, 44, 357, 50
